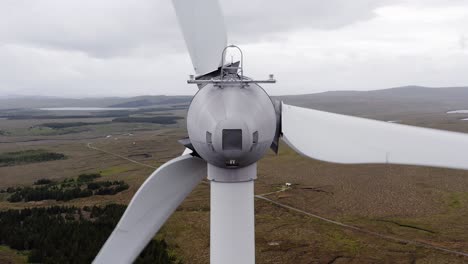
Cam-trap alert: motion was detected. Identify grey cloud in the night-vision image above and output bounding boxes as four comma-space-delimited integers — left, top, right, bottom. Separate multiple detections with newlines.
222, 0, 391, 43
1, 0, 467, 97
0, 0, 180, 58
0, 0, 389, 58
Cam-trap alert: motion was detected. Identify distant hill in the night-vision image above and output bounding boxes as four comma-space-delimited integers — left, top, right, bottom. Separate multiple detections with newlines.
108, 96, 192, 108
0, 95, 192, 109
1, 86, 467, 116
0, 96, 127, 109
276, 86, 468, 118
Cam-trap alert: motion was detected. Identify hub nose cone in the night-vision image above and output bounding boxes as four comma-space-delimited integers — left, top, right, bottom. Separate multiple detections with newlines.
187, 84, 276, 168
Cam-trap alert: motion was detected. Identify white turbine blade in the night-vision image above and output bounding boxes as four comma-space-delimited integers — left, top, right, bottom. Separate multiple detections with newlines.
93, 154, 207, 264
182, 147, 192, 156
172, 0, 227, 76
281, 103, 468, 171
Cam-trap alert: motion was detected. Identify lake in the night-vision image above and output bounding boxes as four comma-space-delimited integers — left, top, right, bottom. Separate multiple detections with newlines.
447, 110, 468, 114
39, 107, 138, 111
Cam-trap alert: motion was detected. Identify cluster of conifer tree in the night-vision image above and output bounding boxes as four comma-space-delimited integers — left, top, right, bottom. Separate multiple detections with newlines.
1, 173, 129, 203
112, 116, 182, 124
40, 121, 109, 129
0, 205, 178, 263
0, 149, 66, 167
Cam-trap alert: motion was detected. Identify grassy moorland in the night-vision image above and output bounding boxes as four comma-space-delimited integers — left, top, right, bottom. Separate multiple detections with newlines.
0, 106, 188, 263
0, 89, 468, 263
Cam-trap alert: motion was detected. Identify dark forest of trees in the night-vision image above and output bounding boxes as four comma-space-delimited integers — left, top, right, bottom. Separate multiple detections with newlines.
0, 205, 178, 263
0, 150, 66, 167
1, 173, 129, 203
112, 116, 182, 124
39, 122, 110, 129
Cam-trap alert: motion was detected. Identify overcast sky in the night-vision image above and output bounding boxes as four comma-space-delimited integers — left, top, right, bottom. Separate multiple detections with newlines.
1, 0, 467, 97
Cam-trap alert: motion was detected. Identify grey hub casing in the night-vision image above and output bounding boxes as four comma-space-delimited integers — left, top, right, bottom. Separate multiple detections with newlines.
187, 83, 276, 169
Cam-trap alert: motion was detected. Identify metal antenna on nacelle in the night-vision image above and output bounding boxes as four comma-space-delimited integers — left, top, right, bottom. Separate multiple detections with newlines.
187, 45, 276, 87
221, 45, 243, 80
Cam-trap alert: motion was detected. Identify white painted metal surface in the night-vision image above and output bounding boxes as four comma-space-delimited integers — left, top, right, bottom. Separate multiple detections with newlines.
172, 0, 227, 76
182, 147, 193, 156
282, 103, 468, 170
209, 164, 255, 264
93, 154, 207, 264
187, 84, 276, 168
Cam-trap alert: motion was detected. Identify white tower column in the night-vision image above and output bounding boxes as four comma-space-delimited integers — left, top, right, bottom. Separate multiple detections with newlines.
208, 163, 256, 264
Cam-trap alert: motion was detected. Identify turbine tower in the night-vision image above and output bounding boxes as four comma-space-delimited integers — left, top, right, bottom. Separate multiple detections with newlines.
94, 0, 468, 263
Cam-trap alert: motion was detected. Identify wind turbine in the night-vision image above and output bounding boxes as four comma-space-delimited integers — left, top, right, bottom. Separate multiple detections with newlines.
94, 0, 468, 263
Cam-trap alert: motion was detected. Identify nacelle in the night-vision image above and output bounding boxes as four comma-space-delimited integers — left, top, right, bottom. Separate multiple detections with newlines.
187, 83, 276, 168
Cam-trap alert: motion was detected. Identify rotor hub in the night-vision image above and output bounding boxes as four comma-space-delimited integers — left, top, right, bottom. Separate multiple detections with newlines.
187, 83, 276, 168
